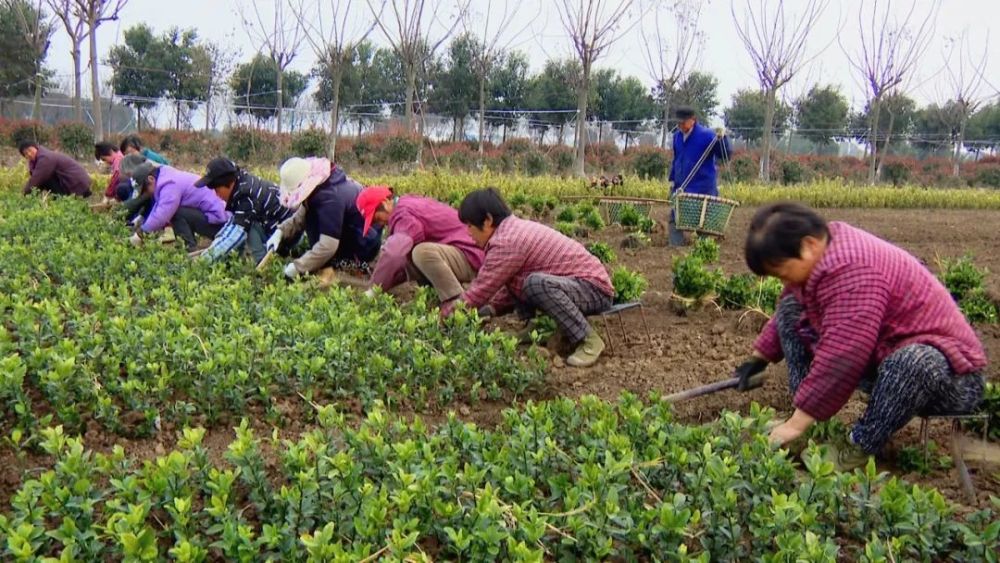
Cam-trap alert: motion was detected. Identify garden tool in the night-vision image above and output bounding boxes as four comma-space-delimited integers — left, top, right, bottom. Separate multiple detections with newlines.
256, 250, 275, 272
663, 372, 764, 404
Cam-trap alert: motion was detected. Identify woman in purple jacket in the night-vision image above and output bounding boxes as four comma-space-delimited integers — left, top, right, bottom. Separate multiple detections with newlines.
129, 162, 230, 251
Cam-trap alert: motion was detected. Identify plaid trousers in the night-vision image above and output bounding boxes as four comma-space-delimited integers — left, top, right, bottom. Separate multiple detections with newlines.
518, 273, 612, 345
775, 296, 984, 454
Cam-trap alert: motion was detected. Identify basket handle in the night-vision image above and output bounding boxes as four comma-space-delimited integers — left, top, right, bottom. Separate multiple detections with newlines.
675, 135, 720, 196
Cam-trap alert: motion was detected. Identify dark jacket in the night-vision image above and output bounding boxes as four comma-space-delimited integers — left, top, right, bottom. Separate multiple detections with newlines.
24, 146, 93, 197
305, 167, 382, 263
228, 170, 294, 231
668, 123, 732, 197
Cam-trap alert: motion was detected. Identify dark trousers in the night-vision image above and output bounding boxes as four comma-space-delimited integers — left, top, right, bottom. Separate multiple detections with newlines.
172, 207, 223, 252
517, 273, 613, 345
775, 296, 984, 453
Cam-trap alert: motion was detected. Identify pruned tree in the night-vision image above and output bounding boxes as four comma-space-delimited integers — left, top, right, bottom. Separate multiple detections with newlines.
239, 0, 306, 134
641, 0, 704, 149
367, 0, 469, 132
75, 0, 128, 140
292, 0, 380, 159
556, 0, 644, 177
45, 0, 89, 120
7, 0, 55, 121
202, 40, 240, 132
843, 0, 939, 184
731, 0, 829, 182
940, 29, 990, 177
463, 0, 527, 162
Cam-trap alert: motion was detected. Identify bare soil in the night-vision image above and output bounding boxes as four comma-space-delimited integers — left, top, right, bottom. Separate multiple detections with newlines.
2, 206, 999, 509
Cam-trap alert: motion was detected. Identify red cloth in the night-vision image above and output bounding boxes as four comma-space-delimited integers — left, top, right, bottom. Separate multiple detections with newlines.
368, 195, 484, 291
754, 221, 987, 420
447, 216, 613, 315
104, 151, 124, 198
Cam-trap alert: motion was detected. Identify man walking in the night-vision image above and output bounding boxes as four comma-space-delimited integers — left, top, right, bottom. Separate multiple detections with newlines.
668, 106, 732, 246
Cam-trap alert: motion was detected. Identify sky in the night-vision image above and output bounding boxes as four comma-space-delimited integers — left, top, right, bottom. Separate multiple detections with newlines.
41, 0, 1000, 127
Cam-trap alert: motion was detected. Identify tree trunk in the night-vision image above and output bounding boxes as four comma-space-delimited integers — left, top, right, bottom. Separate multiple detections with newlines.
953, 113, 966, 178
879, 108, 897, 181
502, 122, 508, 144
660, 94, 672, 149
623, 133, 630, 151
276, 67, 284, 134
404, 63, 417, 131
73, 45, 84, 121
867, 95, 882, 185
88, 23, 104, 140
478, 74, 486, 165
329, 64, 343, 160
759, 87, 776, 182
31, 60, 43, 120
176, 101, 181, 130
574, 74, 589, 177
137, 106, 142, 131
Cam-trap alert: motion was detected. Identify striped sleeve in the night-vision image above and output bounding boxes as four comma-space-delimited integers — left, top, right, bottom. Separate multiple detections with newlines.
793, 265, 890, 420
202, 221, 248, 263
460, 238, 525, 311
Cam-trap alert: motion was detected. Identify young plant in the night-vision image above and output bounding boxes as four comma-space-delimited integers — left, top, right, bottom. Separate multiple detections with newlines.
611, 267, 648, 303
585, 242, 617, 264
671, 255, 723, 301
617, 204, 642, 227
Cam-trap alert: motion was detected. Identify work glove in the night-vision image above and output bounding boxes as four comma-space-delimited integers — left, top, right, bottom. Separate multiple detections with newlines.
734, 357, 768, 392
129, 232, 143, 247
265, 229, 283, 253
363, 287, 376, 298
131, 215, 144, 230
283, 262, 300, 280
715, 127, 726, 138
477, 304, 496, 319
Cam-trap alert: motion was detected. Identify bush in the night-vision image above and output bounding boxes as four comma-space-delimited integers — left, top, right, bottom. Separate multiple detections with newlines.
291, 128, 329, 158
55, 122, 95, 160
554, 221, 577, 237
974, 165, 1000, 188
579, 207, 605, 230
881, 161, 911, 186
630, 146, 670, 180
637, 216, 655, 234
937, 255, 987, 301
958, 288, 999, 324
501, 138, 533, 156
617, 203, 642, 227
718, 273, 757, 310
671, 254, 723, 300
549, 145, 575, 174
555, 207, 577, 222
780, 160, 808, 185
728, 154, 757, 183
586, 242, 617, 264
8, 120, 51, 147
522, 150, 549, 176
611, 267, 648, 303
383, 135, 420, 165
691, 236, 720, 263
224, 127, 276, 163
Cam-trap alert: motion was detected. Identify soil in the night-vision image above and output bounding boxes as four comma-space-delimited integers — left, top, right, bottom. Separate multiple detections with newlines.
2, 206, 1000, 511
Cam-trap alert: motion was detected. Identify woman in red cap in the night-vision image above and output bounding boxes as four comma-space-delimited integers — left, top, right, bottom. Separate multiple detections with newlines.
356, 186, 484, 301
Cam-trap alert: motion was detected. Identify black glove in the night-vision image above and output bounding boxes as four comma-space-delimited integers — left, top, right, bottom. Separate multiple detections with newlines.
477, 305, 495, 319
734, 357, 768, 392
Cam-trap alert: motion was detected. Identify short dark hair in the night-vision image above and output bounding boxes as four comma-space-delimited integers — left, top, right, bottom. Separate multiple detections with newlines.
745, 202, 829, 276
120, 135, 144, 153
17, 140, 39, 155
675, 106, 696, 120
458, 187, 512, 229
208, 173, 238, 188
95, 141, 117, 159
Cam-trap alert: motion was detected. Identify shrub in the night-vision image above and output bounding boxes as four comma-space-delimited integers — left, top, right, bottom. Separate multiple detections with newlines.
549, 145, 575, 174
587, 142, 622, 172
383, 135, 420, 164
8, 120, 51, 147
617, 203, 642, 227
508, 192, 529, 208
522, 150, 549, 176
611, 266, 648, 303
586, 242, 617, 264
973, 165, 1000, 188
881, 161, 911, 186
630, 146, 670, 180
958, 288, 999, 324
579, 208, 605, 230
556, 207, 577, 222
55, 122, 95, 160
291, 128, 329, 158
691, 236, 720, 263
718, 273, 757, 310
780, 160, 808, 185
637, 216, 655, 234
672, 254, 723, 300
727, 154, 757, 183
224, 127, 276, 162
352, 136, 377, 165
937, 255, 987, 301
555, 221, 576, 237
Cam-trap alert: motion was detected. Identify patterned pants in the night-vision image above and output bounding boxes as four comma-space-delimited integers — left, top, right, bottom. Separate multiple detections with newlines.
518, 274, 613, 346
775, 296, 985, 454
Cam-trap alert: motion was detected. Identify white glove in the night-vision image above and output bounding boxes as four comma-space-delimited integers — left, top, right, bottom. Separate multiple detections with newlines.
132, 215, 144, 229
129, 233, 143, 247
265, 230, 283, 253
715, 127, 726, 138
283, 262, 300, 279
363, 287, 376, 298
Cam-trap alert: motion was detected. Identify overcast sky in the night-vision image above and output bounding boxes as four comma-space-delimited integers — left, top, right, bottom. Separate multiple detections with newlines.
43, 0, 1000, 122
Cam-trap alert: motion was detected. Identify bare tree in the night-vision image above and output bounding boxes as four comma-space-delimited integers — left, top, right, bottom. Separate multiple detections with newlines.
642, 0, 704, 149
74, 0, 128, 140
843, 0, 939, 184
557, 0, 644, 177
941, 29, 990, 177
463, 0, 528, 164
45, 0, 89, 121
731, 0, 829, 182
7, 0, 56, 121
367, 0, 468, 132
292, 0, 381, 159
202, 41, 240, 133
240, 0, 306, 134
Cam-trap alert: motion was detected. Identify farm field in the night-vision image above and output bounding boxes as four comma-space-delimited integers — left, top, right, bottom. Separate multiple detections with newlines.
1, 173, 1000, 560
